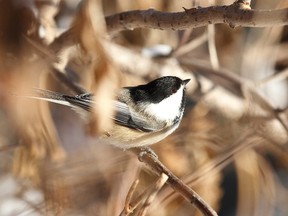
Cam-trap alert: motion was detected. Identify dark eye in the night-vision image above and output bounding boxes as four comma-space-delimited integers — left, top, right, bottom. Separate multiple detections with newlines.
171, 87, 177, 93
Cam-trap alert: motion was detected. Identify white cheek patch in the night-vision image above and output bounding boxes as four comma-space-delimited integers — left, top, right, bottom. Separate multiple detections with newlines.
144, 85, 184, 122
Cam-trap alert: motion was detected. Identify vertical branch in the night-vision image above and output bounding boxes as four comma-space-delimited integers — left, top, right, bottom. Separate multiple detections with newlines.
207, 25, 220, 70
35, 0, 61, 44
138, 174, 168, 216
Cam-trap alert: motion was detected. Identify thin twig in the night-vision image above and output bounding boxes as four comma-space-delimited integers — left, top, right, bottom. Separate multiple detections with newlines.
119, 174, 168, 216
180, 57, 288, 133
131, 148, 218, 216
0, 144, 18, 152
158, 132, 263, 207
176, 28, 194, 49
35, 0, 60, 44
23, 36, 86, 95
255, 68, 288, 87
173, 33, 208, 57
119, 179, 154, 216
113, 158, 140, 215
207, 25, 220, 70
123, 179, 139, 215
138, 173, 168, 216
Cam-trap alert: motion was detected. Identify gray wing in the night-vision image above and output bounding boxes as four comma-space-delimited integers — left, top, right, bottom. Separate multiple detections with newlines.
32, 89, 158, 132
113, 100, 162, 132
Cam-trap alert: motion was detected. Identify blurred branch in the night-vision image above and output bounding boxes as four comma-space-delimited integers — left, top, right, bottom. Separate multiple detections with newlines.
138, 173, 168, 216
207, 25, 219, 70
158, 132, 260, 206
105, 1, 287, 34
0, 144, 17, 152
255, 68, 288, 87
176, 28, 194, 50
35, 0, 60, 44
173, 32, 208, 57
120, 174, 168, 216
122, 179, 139, 215
131, 148, 218, 216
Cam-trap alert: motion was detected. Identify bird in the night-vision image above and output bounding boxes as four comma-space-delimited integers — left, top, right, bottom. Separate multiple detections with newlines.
30, 76, 190, 148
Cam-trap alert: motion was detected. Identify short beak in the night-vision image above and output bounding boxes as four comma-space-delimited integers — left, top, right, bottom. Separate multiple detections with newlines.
182, 79, 191, 85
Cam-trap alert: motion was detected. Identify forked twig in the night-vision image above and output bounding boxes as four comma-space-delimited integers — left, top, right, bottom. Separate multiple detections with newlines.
130, 148, 218, 216
122, 179, 139, 215
138, 173, 168, 216
120, 174, 168, 216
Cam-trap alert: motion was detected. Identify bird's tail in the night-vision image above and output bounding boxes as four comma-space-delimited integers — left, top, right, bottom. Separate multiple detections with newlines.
29, 89, 94, 112
29, 88, 74, 107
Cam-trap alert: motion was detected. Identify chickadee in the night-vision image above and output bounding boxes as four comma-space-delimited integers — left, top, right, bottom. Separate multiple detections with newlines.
31, 76, 190, 148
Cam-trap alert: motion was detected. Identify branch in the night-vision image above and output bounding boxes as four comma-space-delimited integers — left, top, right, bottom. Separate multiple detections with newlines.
120, 174, 168, 216
131, 148, 218, 216
121, 179, 139, 215
49, 1, 288, 51
105, 2, 288, 34
50, 1, 288, 59
138, 173, 168, 216
35, 0, 60, 44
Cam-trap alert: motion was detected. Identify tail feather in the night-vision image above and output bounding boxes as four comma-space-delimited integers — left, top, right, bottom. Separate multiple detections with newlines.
30, 88, 76, 108
20, 89, 155, 132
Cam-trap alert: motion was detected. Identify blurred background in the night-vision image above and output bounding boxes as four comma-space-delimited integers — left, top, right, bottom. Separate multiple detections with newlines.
0, 0, 288, 215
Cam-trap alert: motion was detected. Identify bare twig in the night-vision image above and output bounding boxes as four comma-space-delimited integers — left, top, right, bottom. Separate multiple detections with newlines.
23, 36, 85, 95
0, 144, 18, 152
131, 148, 218, 216
123, 179, 139, 215
112, 158, 140, 215
173, 33, 208, 57
105, 2, 287, 34
138, 173, 168, 216
158, 132, 263, 207
207, 25, 220, 70
176, 28, 194, 49
180, 57, 288, 133
119, 179, 153, 216
255, 68, 288, 87
119, 174, 168, 216
35, 0, 61, 44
